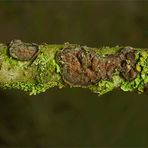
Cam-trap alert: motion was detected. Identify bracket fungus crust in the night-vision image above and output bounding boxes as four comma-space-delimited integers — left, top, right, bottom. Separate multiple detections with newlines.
9, 40, 39, 61
56, 45, 138, 87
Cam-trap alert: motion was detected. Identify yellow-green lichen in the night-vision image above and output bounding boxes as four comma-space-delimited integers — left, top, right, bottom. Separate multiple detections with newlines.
31, 52, 63, 95
0, 44, 64, 95
89, 75, 122, 95
93, 46, 122, 57
121, 49, 148, 93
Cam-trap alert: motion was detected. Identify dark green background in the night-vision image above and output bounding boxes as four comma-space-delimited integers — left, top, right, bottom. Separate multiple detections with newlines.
0, 0, 148, 147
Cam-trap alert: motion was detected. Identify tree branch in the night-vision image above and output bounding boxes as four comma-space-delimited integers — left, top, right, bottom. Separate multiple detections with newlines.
0, 40, 147, 95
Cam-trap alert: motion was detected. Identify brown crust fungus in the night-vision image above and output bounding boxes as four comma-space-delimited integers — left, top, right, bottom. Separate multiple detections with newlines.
56, 45, 138, 86
9, 40, 39, 61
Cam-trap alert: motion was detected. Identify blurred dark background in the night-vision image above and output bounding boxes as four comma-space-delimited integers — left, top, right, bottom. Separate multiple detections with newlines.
0, 0, 148, 147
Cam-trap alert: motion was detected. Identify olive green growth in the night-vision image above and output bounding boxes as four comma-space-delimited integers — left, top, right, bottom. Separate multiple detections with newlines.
0, 41, 147, 96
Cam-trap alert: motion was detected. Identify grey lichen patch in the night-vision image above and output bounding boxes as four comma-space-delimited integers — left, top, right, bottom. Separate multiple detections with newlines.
9, 40, 39, 61
56, 44, 138, 87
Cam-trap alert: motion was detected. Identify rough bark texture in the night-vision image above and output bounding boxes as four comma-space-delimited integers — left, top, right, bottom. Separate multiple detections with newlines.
0, 40, 147, 95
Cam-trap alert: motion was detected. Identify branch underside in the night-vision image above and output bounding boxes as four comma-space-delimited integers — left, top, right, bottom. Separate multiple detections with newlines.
0, 40, 147, 96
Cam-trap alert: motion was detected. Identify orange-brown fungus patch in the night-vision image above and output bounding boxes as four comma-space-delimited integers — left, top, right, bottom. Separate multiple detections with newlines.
9, 40, 38, 61
57, 46, 138, 86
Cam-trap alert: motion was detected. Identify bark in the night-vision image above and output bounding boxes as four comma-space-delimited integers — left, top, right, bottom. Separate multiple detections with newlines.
0, 40, 147, 95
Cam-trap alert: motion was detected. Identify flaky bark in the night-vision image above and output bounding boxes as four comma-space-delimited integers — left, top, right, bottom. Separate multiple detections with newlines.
0, 40, 147, 95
